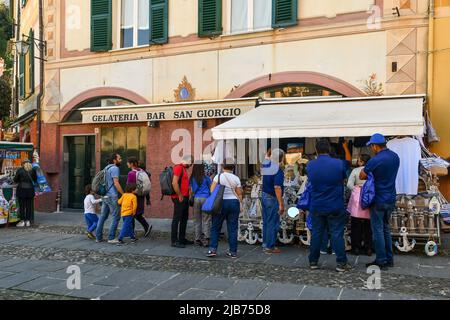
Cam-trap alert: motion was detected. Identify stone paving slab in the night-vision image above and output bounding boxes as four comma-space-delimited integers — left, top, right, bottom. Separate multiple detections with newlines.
100, 282, 156, 300
0, 270, 43, 289
219, 279, 268, 300
177, 288, 223, 300
13, 276, 64, 292
339, 288, 382, 300
66, 284, 117, 299
256, 283, 305, 300
157, 274, 207, 292
297, 285, 342, 300
194, 276, 236, 292
137, 287, 181, 300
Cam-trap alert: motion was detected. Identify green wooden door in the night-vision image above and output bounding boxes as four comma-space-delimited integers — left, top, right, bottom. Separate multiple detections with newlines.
68, 136, 96, 209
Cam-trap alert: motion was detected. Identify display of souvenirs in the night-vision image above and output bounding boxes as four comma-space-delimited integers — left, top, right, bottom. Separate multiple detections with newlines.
0, 189, 9, 225
8, 188, 19, 223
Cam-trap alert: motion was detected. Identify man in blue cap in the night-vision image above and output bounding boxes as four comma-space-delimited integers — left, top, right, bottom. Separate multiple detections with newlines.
360, 133, 400, 270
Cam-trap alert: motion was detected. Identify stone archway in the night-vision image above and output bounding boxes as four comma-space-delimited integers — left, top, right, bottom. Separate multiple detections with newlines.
225, 71, 365, 98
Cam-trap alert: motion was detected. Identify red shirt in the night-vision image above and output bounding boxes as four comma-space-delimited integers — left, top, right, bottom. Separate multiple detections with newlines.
171, 164, 190, 199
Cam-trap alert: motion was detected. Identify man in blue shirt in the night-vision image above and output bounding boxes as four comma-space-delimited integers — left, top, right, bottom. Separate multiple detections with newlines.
360, 133, 400, 270
261, 148, 285, 254
96, 153, 125, 243
307, 139, 351, 272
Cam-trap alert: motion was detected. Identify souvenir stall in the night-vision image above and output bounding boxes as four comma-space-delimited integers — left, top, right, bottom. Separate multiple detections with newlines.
212, 94, 447, 256
0, 142, 34, 225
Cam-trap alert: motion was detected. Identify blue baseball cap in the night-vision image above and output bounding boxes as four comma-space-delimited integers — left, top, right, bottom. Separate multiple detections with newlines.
366, 133, 386, 146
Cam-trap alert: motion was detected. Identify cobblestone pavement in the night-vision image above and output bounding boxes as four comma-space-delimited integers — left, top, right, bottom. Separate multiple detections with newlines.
0, 212, 448, 300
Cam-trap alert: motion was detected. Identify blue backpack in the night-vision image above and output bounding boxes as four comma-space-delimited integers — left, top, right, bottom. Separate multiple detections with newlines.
202, 174, 225, 216
360, 173, 375, 209
297, 182, 311, 211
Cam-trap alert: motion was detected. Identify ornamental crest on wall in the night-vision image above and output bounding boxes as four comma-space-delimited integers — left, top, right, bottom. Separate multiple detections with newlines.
174, 76, 196, 102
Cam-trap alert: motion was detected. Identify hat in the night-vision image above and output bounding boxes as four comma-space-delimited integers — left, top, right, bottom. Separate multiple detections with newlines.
366, 133, 386, 146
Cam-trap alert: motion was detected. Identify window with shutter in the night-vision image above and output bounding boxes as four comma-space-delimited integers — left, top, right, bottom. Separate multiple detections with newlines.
272, 0, 297, 28
91, 0, 112, 52
29, 29, 34, 94
19, 54, 25, 99
149, 0, 168, 44
198, 0, 222, 37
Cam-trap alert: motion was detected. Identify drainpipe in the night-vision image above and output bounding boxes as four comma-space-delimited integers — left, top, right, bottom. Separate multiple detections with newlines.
36, 0, 44, 155
427, 0, 435, 116
13, 0, 21, 118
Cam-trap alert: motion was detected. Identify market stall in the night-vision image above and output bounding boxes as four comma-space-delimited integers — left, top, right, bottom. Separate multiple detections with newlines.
211, 94, 448, 256
0, 142, 34, 225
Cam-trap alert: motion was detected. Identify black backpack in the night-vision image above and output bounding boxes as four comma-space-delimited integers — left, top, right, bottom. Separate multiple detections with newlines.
159, 166, 184, 199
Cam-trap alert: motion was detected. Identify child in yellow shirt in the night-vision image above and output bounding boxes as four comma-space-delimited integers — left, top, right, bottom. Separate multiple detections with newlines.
117, 184, 138, 245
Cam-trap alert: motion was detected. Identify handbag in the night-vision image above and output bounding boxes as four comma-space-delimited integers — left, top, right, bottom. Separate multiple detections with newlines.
297, 182, 311, 211
360, 173, 376, 210
202, 174, 225, 216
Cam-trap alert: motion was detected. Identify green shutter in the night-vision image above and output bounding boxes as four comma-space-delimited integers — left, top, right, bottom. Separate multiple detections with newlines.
90, 0, 112, 52
198, 0, 222, 37
29, 29, 35, 94
272, 0, 297, 28
150, 0, 168, 44
19, 54, 25, 99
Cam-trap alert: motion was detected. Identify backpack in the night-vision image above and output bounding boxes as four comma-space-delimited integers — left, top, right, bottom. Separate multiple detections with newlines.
202, 174, 225, 216
159, 166, 184, 199
92, 164, 114, 196
360, 173, 376, 210
135, 170, 151, 196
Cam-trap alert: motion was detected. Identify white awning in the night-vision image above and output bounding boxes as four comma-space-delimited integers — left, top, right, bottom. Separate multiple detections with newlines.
212, 95, 425, 140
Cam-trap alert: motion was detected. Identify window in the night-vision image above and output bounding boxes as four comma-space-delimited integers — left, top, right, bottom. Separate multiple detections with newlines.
64, 97, 134, 123
119, 0, 150, 48
247, 84, 342, 98
19, 29, 35, 100
230, 0, 272, 34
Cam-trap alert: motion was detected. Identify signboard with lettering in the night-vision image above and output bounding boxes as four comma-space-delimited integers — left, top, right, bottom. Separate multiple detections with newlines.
81, 99, 257, 124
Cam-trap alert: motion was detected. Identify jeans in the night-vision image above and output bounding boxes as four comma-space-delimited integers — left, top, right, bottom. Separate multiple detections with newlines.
261, 193, 280, 250
84, 213, 99, 233
193, 197, 212, 241
370, 203, 394, 265
209, 199, 240, 254
321, 227, 330, 253
118, 215, 135, 241
171, 197, 189, 243
309, 210, 348, 265
351, 217, 372, 251
96, 196, 120, 241
18, 197, 34, 222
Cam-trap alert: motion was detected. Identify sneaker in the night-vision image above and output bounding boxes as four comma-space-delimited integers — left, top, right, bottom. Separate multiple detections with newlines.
265, 248, 281, 254
16, 221, 25, 228
116, 240, 125, 246
87, 232, 95, 240
130, 238, 138, 244
108, 239, 120, 244
25, 221, 31, 227
336, 263, 353, 273
309, 263, 319, 270
171, 242, 185, 248
320, 251, 328, 255
95, 239, 105, 243
144, 225, 153, 238
226, 251, 237, 259
206, 250, 217, 258
366, 261, 388, 270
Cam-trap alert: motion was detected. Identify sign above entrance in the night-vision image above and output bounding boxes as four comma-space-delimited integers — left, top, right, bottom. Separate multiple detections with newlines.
80, 98, 258, 124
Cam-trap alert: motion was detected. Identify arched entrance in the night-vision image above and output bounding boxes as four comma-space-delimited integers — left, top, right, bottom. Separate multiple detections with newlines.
225, 71, 365, 99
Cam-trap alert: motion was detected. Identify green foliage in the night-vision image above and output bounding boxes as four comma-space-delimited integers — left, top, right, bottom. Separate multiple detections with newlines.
0, 76, 12, 121
0, 3, 13, 69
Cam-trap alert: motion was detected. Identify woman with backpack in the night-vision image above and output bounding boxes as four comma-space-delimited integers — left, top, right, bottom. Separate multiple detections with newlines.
127, 157, 152, 238
189, 162, 212, 247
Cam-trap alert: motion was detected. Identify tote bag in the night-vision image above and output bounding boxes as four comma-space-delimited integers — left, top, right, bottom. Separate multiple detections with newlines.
202, 174, 225, 216
296, 182, 311, 211
360, 173, 375, 210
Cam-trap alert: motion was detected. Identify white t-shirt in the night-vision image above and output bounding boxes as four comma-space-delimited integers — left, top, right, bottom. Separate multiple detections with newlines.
387, 137, 421, 195
213, 172, 241, 200
84, 194, 102, 214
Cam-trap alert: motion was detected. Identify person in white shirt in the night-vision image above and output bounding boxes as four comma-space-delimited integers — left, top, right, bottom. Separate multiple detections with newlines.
347, 154, 372, 256
84, 184, 102, 240
206, 160, 243, 259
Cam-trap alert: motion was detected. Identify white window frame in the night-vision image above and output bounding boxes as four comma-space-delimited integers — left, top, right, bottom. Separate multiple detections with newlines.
116, 0, 149, 49
226, 0, 272, 35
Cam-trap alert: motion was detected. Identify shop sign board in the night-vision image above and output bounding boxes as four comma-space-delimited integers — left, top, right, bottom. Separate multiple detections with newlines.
81, 98, 257, 124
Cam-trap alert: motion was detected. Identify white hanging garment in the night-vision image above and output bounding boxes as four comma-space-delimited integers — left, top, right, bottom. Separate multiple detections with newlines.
387, 137, 421, 195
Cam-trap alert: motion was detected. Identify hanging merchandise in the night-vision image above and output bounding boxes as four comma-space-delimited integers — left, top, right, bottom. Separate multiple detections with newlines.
0, 189, 9, 225
387, 137, 421, 195
32, 162, 52, 194
8, 188, 19, 223
425, 111, 440, 144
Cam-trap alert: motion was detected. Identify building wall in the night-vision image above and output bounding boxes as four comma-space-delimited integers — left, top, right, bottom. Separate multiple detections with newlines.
429, 0, 450, 198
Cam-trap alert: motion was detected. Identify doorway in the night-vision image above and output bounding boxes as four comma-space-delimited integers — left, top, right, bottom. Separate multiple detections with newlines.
67, 136, 96, 209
